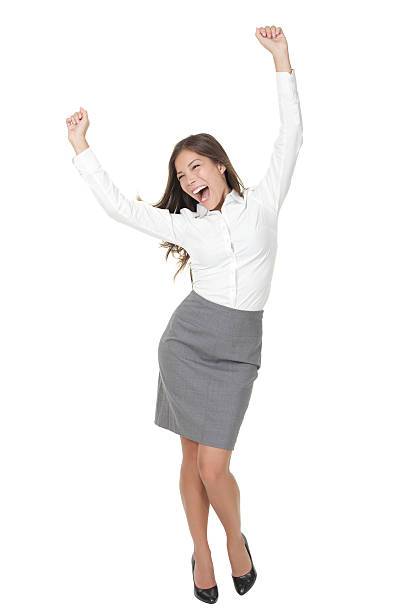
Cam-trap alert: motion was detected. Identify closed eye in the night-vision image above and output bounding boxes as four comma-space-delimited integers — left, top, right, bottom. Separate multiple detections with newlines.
178, 164, 199, 180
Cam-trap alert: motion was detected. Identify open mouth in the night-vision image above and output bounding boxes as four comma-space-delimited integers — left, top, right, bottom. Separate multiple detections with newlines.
195, 186, 210, 203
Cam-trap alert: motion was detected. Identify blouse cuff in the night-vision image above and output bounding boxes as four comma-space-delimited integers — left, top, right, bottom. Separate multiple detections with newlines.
275, 68, 298, 100
72, 147, 101, 175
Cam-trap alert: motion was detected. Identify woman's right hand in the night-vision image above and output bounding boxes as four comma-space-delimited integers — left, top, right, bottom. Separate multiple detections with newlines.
66, 106, 89, 144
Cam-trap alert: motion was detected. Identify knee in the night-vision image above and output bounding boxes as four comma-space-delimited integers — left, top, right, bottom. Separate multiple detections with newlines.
197, 459, 228, 486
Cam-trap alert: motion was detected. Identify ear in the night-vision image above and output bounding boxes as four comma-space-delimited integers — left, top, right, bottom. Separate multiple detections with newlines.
217, 162, 227, 174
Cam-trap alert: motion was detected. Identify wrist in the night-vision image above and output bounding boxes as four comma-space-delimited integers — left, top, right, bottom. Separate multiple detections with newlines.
270, 46, 289, 59
70, 138, 89, 156
272, 50, 292, 73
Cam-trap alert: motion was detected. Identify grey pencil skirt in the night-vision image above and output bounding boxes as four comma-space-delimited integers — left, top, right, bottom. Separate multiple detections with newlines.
154, 289, 263, 451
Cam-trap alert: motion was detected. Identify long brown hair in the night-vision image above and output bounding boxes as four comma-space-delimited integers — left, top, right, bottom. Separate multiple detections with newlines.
136, 133, 246, 284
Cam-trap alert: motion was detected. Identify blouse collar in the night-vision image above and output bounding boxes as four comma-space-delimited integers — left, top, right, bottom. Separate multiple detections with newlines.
195, 188, 245, 218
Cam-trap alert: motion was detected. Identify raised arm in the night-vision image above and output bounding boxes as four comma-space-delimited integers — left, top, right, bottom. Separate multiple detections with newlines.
72, 147, 186, 244
66, 108, 186, 245
253, 25, 303, 216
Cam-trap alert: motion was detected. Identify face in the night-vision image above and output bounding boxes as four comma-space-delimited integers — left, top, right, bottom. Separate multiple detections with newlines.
175, 149, 231, 212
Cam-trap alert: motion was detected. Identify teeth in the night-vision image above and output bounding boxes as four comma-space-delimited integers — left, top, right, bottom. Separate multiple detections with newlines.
192, 185, 207, 194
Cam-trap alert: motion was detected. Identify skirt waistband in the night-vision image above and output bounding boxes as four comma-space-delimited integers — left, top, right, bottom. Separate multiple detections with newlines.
189, 290, 264, 316
173, 290, 263, 339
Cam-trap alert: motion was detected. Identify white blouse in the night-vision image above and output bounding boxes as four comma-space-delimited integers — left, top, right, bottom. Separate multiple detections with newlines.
72, 69, 303, 311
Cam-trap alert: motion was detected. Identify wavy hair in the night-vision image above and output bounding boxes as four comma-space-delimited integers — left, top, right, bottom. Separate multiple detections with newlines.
136, 133, 245, 284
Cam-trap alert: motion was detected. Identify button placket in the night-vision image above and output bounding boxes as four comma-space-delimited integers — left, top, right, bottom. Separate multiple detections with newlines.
219, 214, 237, 307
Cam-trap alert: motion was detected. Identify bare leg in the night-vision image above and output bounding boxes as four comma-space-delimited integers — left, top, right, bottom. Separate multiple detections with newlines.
197, 443, 252, 577
179, 436, 217, 589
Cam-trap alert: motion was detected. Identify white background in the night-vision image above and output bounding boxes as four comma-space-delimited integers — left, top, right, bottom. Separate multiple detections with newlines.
1, 1, 403, 610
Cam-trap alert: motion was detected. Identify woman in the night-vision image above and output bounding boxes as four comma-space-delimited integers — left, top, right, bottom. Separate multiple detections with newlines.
66, 24, 303, 604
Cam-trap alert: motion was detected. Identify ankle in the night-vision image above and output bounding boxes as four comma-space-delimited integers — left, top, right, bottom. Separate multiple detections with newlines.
193, 542, 211, 556
226, 532, 244, 549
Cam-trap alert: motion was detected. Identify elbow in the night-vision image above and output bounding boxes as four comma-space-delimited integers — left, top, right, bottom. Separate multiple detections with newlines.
290, 124, 303, 151
295, 119, 303, 143
298, 130, 303, 149
283, 120, 303, 145
298, 119, 303, 146
294, 123, 303, 150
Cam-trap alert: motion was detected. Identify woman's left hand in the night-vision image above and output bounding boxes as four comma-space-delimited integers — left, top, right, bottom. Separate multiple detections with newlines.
255, 25, 288, 55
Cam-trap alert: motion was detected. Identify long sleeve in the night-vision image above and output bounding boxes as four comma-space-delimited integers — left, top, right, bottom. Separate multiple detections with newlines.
72, 147, 186, 245
252, 69, 303, 216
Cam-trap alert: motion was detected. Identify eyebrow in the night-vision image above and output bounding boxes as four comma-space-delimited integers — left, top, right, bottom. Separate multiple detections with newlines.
176, 159, 201, 177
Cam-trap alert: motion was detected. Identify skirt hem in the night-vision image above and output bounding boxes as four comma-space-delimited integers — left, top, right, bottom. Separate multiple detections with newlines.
153, 419, 235, 451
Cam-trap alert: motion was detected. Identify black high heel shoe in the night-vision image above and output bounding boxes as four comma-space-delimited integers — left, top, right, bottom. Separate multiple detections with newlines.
191, 553, 219, 604
231, 532, 257, 595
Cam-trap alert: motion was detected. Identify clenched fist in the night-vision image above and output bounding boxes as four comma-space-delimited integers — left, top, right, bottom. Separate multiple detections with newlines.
255, 25, 288, 55
66, 107, 89, 144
